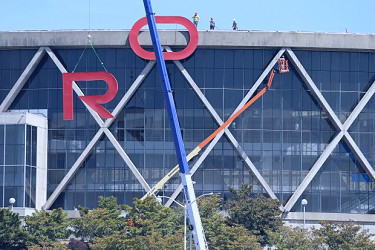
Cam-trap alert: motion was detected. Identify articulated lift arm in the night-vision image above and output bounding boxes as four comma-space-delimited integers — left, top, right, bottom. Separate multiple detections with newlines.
142, 1, 208, 249
141, 69, 275, 200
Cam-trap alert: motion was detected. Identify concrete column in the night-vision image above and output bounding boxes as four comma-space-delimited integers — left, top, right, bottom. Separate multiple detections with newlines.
35, 125, 48, 209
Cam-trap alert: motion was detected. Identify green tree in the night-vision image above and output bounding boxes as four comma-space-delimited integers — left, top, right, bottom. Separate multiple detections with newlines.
27, 241, 68, 250
91, 231, 183, 250
90, 194, 263, 249
0, 208, 28, 249
313, 220, 375, 250
123, 196, 182, 237
226, 184, 283, 246
203, 213, 260, 250
70, 196, 126, 242
90, 196, 183, 249
198, 194, 260, 250
23, 208, 71, 247
268, 226, 321, 250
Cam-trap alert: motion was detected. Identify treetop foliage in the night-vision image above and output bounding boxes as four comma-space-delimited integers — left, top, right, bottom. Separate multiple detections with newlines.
24, 208, 71, 247
0, 208, 28, 249
227, 184, 283, 245
2, 186, 375, 249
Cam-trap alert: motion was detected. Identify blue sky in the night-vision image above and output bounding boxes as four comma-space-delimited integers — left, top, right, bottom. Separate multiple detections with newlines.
1, 0, 374, 34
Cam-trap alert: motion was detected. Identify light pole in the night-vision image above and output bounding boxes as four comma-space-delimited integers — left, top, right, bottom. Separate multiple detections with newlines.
9, 197, 15, 211
157, 192, 217, 250
301, 199, 308, 230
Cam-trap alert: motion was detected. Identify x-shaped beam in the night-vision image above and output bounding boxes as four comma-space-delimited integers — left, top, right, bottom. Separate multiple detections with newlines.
283, 49, 375, 212
0, 46, 155, 209
42, 49, 156, 209
164, 47, 285, 207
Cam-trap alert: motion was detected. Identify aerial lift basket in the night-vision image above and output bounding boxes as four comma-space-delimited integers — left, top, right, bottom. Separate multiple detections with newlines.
278, 57, 289, 73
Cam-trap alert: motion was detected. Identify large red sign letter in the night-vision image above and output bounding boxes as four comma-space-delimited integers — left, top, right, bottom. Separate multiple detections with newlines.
63, 72, 118, 120
129, 16, 198, 60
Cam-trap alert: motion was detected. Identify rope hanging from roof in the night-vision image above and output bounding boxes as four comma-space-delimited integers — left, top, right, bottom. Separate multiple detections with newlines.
72, 0, 107, 73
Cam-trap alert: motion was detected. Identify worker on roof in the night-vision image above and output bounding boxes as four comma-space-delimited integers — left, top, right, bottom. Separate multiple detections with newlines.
210, 17, 215, 30
232, 19, 238, 30
192, 12, 200, 28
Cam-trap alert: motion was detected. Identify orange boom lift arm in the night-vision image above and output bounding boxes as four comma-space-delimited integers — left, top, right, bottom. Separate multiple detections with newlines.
141, 69, 275, 200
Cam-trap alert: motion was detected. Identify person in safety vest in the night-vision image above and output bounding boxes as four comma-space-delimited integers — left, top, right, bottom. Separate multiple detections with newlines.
192, 12, 200, 28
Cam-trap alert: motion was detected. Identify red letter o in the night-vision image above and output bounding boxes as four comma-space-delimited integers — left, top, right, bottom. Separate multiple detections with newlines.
129, 16, 198, 60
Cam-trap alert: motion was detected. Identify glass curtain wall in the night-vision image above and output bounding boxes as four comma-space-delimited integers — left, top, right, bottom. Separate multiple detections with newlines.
1, 48, 375, 213
0, 124, 37, 208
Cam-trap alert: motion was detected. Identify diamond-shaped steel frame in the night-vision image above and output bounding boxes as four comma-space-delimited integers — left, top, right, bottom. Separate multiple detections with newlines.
1, 46, 374, 212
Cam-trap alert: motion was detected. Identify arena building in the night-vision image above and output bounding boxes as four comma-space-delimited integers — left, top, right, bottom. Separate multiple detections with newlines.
1, 28, 375, 225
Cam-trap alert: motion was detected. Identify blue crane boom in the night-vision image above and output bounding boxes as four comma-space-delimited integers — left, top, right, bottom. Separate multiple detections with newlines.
141, 0, 208, 249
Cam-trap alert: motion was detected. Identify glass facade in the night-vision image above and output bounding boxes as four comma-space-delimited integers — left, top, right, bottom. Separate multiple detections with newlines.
0, 124, 37, 208
1, 46, 375, 213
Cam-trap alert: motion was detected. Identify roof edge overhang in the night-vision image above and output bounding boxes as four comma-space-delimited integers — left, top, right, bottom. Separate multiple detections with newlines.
0, 30, 375, 51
